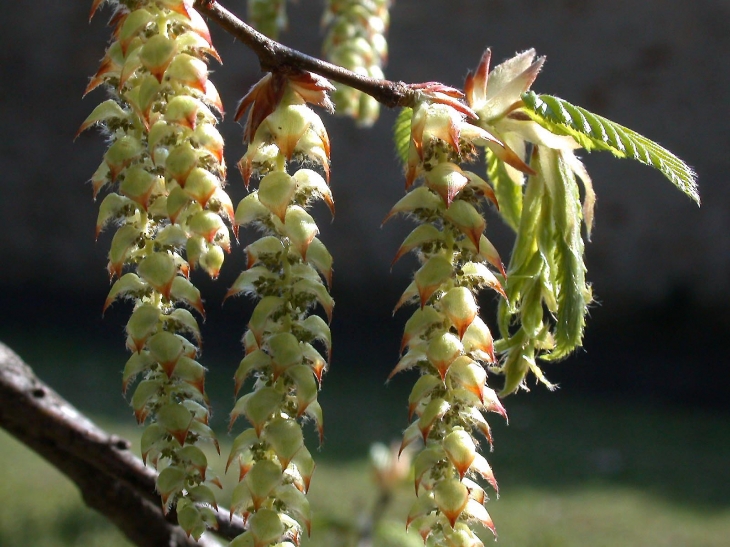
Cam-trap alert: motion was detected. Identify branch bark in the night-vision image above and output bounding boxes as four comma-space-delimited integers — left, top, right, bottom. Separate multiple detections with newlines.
0, 341, 244, 547
193, 0, 417, 109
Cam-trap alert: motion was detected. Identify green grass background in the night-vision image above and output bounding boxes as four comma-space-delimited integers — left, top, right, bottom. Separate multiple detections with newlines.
1, 332, 729, 546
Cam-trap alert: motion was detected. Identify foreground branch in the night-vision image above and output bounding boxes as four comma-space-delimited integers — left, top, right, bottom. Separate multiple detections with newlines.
193, 0, 416, 109
0, 341, 244, 547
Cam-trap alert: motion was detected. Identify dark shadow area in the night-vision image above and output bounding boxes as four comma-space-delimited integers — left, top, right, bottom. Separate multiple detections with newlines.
2, 286, 729, 513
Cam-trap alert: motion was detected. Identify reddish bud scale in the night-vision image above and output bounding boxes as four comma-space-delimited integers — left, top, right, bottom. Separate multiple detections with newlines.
85, 0, 232, 537
390, 96, 513, 543
228, 74, 334, 545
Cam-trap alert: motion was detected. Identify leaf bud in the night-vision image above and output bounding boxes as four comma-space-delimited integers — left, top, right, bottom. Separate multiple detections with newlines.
177, 501, 207, 539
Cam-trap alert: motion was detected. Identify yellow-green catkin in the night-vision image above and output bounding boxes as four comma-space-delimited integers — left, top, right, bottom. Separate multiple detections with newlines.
248, 0, 288, 39
387, 87, 527, 545
83, 0, 231, 537
322, 0, 391, 126
225, 71, 335, 547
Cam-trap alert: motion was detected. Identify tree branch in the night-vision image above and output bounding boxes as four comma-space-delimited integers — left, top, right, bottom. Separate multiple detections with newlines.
193, 0, 417, 109
0, 341, 245, 547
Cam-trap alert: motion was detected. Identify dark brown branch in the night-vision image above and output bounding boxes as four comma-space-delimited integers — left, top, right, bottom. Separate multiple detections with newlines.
0, 341, 244, 547
193, 0, 417, 109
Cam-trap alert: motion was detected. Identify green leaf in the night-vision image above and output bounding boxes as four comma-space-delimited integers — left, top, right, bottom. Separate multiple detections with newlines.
393, 107, 413, 165
544, 151, 588, 359
521, 91, 699, 205
486, 149, 523, 231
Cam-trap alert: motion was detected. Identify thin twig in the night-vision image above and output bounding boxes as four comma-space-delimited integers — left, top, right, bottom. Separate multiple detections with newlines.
193, 0, 417, 109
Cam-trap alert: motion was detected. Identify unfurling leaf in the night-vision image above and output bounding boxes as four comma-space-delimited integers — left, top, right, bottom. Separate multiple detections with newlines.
521, 91, 699, 204
394, 107, 414, 165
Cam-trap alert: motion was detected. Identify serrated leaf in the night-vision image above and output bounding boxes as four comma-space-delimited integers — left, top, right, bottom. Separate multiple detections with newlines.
521, 91, 699, 204
541, 150, 588, 359
487, 148, 523, 231
393, 107, 413, 165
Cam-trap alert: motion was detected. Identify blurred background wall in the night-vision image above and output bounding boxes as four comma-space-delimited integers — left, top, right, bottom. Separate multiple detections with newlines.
1, 0, 728, 415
